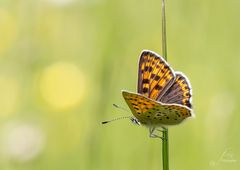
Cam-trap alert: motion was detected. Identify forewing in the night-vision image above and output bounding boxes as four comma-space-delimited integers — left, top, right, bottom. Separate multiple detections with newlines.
160, 72, 192, 108
138, 50, 176, 101
122, 91, 192, 126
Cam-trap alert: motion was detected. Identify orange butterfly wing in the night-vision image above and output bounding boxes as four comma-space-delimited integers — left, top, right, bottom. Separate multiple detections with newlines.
138, 50, 175, 100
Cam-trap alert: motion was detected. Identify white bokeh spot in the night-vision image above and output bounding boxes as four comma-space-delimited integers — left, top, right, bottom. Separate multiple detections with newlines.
1, 122, 46, 162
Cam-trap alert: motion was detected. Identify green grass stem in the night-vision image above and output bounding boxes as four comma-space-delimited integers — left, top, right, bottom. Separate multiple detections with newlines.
161, 0, 169, 170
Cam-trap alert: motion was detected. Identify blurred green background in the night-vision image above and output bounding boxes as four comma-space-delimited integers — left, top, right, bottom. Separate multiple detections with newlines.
0, 0, 240, 170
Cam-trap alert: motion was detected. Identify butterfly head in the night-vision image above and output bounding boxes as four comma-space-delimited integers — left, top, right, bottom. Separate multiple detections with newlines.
130, 117, 141, 126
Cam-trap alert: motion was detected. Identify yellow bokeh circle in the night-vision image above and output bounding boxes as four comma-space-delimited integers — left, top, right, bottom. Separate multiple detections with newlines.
0, 9, 16, 56
40, 62, 86, 110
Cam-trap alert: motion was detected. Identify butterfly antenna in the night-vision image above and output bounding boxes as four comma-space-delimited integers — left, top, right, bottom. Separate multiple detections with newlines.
113, 103, 130, 113
102, 116, 132, 124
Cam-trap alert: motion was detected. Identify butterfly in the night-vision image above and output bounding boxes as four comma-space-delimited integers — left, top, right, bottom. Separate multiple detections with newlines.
122, 50, 194, 138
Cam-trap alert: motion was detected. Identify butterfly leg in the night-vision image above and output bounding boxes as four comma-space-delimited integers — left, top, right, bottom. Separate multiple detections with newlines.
149, 127, 163, 140
156, 126, 167, 132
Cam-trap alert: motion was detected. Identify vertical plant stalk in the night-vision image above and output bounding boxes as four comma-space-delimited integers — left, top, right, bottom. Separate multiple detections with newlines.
162, 0, 167, 61
162, 128, 169, 170
161, 0, 169, 170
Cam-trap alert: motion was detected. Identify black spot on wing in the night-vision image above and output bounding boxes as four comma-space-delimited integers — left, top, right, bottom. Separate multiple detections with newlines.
144, 66, 149, 71
154, 75, 160, 81
155, 84, 162, 90
142, 79, 150, 84
142, 87, 148, 93
150, 74, 156, 78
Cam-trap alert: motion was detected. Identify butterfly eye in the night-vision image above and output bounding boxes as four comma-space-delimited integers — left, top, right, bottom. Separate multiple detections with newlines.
130, 117, 141, 125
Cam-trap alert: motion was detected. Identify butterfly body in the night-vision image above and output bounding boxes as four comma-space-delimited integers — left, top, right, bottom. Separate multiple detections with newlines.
123, 50, 194, 128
